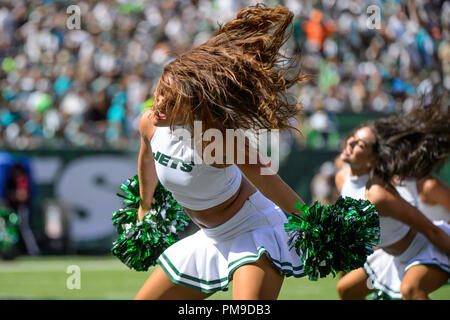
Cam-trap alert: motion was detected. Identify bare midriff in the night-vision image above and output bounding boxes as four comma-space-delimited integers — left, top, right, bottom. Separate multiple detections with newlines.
382, 227, 417, 256
183, 175, 257, 229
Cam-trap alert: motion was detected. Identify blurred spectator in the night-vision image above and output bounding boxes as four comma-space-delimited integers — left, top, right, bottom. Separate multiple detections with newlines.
306, 103, 339, 149
4, 162, 40, 255
310, 161, 339, 205
5, 163, 31, 211
0, 0, 447, 150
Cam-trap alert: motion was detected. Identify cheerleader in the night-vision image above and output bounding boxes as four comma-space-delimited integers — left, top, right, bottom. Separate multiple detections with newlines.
336, 100, 450, 300
133, 4, 310, 300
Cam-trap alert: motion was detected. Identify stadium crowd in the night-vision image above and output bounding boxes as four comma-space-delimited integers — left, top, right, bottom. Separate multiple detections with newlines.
0, 0, 448, 149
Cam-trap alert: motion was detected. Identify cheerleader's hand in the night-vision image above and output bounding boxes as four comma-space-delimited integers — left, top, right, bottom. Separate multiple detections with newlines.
137, 198, 156, 222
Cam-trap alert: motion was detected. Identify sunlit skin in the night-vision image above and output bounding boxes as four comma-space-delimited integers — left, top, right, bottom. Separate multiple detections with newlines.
339, 127, 376, 177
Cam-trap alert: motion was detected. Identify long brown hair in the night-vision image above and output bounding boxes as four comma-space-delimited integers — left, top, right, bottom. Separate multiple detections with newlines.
152, 3, 309, 136
367, 94, 450, 183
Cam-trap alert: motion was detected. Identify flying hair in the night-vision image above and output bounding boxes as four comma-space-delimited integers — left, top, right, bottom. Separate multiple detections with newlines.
151, 3, 310, 135
367, 94, 450, 183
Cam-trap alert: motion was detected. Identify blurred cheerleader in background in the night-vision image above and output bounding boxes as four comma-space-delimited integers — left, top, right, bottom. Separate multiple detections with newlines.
336, 96, 450, 300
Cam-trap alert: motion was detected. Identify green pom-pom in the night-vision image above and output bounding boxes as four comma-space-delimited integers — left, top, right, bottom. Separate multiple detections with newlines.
112, 176, 141, 233
0, 207, 20, 255
111, 209, 190, 271
111, 175, 190, 271
285, 196, 380, 281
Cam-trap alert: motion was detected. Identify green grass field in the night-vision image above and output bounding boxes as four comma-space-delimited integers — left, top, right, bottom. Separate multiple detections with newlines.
0, 255, 449, 300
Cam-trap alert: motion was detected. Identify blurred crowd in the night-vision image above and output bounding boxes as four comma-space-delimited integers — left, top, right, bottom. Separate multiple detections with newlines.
0, 0, 448, 149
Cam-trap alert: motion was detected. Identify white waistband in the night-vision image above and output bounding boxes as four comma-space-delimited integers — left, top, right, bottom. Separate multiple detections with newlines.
393, 232, 428, 264
201, 191, 284, 242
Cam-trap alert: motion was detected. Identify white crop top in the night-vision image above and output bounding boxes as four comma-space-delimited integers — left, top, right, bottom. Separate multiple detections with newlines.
418, 201, 450, 223
340, 169, 410, 247
396, 179, 450, 222
150, 126, 242, 210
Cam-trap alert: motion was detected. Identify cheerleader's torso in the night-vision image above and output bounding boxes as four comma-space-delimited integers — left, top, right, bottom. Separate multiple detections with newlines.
150, 126, 242, 210
340, 170, 410, 248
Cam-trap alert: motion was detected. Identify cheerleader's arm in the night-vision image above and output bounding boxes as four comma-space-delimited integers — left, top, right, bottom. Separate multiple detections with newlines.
137, 111, 159, 221
366, 182, 450, 254
237, 161, 305, 216
335, 166, 349, 193
229, 134, 305, 216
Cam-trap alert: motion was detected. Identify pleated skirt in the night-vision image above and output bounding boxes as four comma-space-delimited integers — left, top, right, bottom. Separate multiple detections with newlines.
156, 191, 305, 293
364, 221, 450, 299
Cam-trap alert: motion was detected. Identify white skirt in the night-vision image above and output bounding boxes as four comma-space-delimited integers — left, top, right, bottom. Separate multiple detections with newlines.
156, 191, 305, 293
364, 221, 450, 299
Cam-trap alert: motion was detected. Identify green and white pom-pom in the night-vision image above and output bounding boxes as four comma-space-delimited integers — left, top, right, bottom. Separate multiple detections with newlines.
111, 176, 141, 234
111, 175, 190, 271
284, 196, 380, 281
